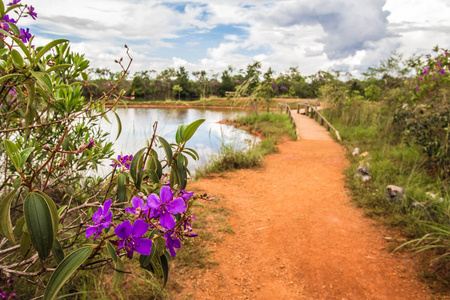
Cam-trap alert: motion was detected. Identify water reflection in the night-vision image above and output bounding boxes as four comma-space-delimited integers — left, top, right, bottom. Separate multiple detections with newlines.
100, 107, 258, 174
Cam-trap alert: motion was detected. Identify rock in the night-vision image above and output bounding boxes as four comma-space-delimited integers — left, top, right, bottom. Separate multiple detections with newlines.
411, 201, 426, 209
360, 151, 369, 157
352, 148, 360, 156
426, 192, 443, 203
355, 163, 372, 182
386, 185, 406, 203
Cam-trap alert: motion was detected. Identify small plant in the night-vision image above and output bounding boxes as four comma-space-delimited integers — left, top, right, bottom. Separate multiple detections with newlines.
0, 1, 208, 298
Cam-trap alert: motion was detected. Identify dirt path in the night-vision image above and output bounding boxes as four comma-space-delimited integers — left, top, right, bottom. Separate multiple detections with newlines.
179, 115, 431, 299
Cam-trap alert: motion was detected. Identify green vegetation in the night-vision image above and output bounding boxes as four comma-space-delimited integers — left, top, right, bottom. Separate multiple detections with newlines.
194, 112, 297, 178
319, 48, 449, 290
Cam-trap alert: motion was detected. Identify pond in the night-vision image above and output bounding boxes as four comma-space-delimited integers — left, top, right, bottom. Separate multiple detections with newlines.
99, 107, 258, 174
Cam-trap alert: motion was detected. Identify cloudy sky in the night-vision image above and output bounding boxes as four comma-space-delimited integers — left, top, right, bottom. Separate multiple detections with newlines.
20, 0, 450, 78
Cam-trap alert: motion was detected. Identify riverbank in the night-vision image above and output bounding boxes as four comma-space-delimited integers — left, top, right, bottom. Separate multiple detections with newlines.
106, 97, 319, 109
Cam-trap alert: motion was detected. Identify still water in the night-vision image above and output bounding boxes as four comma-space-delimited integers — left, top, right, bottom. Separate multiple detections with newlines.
100, 107, 258, 173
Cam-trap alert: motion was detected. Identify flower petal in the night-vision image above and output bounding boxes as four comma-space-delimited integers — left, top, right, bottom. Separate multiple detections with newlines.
131, 197, 144, 209
91, 207, 103, 223
160, 186, 173, 203
160, 213, 175, 229
103, 199, 112, 214
135, 238, 152, 255
125, 207, 135, 214
167, 244, 177, 257
172, 238, 181, 249
167, 198, 186, 215
147, 194, 161, 209
180, 191, 194, 201
131, 219, 149, 237
115, 220, 132, 239
85, 226, 97, 239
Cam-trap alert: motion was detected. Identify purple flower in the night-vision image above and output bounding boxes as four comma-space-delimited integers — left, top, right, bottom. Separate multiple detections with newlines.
440, 69, 445, 75
86, 199, 112, 240
19, 28, 31, 43
271, 83, 277, 90
178, 190, 194, 201
3, 14, 16, 24
7, 0, 20, 6
415, 85, 420, 92
164, 231, 181, 257
125, 196, 150, 218
280, 86, 287, 90
182, 214, 196, 233
110, 154, 133, 169
112, 219, 152, 259
28, 6, 37, 20
418, 77, 423, 81
86, 139, 95, 149
148, 186, 186, 229
0, 22, 9, 31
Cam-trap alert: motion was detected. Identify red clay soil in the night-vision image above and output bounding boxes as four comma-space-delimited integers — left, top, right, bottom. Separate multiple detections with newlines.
181, 138, 433, 299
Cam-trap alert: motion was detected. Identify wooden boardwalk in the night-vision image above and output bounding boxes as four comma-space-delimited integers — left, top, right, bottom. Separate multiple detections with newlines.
291, 112, 334, 141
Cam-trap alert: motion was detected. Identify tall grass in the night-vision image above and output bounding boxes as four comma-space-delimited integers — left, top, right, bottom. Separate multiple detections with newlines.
194, 112, 296, 178
323, 101, 449, 290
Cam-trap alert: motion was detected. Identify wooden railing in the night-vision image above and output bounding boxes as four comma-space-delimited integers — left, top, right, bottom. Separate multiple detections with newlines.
277, 102, 297, 139
278, 102, 342, 142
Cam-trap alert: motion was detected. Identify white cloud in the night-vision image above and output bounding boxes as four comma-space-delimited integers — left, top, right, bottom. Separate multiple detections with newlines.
19, 0, 450, 77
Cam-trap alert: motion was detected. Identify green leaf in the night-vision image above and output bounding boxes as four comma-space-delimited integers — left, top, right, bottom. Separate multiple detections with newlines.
35, 191, 59, 242
57, 205, 67, 217
52, 239, 65, 264
160, 252, 170, 287
45, 64, 72, 73
139, 231, 162, 268
112, 256, 124, 288
106, 241, 118, 264
117, 173, 127, 203
0, 189, 17, 244
3, 139, 21, 171
113, 111, 122, 141
175, 124, 186, 145
106, 241, 126, 287
7, 34, 32, 62
177, 166, 187, 190
193, 202, 205, 208
0, 73, 22, 83
7, 22, 20, 36
23, 192, 55, 260
4, 4, 21, 16
12, 177, 22, 189
0, 1, 4, 16
101, 103, 111, 123
30, 71, 53, 93
183, 119, 205, 142
158, 136, 172, 167
19, 232, 31, 257
11, 49, 23, 68
20, 147, 35, 167
43, 247, 92, 300
135, 170, 145, 190
13, 216, 25, 238
35, 39, 68, 64
146, 169, 159, 183
130, 148, 145, 183
184, 147, 200, 160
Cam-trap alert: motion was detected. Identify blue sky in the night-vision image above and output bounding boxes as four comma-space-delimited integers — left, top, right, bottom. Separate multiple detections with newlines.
18, 0, 450, 78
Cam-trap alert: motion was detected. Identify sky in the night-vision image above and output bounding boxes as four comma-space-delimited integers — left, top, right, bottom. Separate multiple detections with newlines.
19, 0, 450, 78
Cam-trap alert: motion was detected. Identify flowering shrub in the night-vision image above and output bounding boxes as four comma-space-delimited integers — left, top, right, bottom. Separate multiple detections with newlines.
0, 1, 207, 298
394, 47, 450, 178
